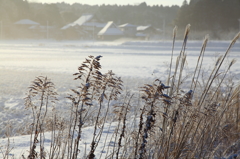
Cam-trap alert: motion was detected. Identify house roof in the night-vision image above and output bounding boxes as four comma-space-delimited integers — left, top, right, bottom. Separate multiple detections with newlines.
98, 21, 124, 36
118, 23, 137, 28
137, 25, 152, 31
29, 25, 55, 30
73, 14, 93, 26
15, 19, 39, 25
61, 23, 75, 30
61, 14, 93, 30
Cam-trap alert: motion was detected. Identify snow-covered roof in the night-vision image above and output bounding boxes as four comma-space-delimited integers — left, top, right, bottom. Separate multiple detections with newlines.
15, 19, 39, 25
137, 25, 152, 31
118, 23, 137, 28
61, 14, 93, 30
29, 25, 55, 29
98, 21, 124, 36
73, 14, 93, 26
61, 23, 76, 30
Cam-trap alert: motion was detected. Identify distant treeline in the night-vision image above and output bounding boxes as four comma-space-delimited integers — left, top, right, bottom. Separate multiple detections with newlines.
0, 0, 239, 39
0, 0, 179, 28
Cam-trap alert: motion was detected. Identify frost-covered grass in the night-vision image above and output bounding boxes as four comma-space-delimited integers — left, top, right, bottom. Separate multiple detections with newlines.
0, 27, 240, 158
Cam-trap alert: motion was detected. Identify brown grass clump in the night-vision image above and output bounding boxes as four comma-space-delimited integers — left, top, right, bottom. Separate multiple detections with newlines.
24, 76, 58, 159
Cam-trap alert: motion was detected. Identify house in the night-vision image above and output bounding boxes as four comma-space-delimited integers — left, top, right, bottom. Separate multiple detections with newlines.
61, 14, 106, 39
98, 21, 124, 40
118, 23, 137, 37
14, 19, 40, 31
136, 25, 157, 40
14, 19, 39, 26
14, 19, 40, 38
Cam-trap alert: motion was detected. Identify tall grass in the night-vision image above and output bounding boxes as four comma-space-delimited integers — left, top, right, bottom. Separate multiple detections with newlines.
1, 26, 240, 159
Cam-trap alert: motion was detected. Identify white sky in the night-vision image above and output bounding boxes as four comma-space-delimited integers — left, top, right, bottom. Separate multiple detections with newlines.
28, 0, 187, 6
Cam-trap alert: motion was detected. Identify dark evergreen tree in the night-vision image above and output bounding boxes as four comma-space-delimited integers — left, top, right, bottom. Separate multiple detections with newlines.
175, 0, 240, 32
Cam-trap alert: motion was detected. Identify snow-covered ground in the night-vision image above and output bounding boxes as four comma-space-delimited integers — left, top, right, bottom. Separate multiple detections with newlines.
0, 121, 136, 159
0, 39, 240, 158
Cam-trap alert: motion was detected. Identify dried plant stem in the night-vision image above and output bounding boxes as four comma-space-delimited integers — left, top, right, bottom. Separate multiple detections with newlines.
0, 123, 13, 159
116, 94, 133, 159
237, 93, 240, 131
99, 122, 113, 159
73, 56, 102, 159
210, 59, 236, 101
190, 35, 208, 90
197, 55, 222, 109
112, 102, 127, 158
167, 26, 177, 90
159, 25, 190, 158
133, 105, 145, 158
198, 32, 240, 109
88, 94, 106, 159
72, 102, 84, 159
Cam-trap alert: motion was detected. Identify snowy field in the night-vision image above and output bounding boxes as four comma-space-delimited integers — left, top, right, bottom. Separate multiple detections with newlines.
0, 39, 240, 158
